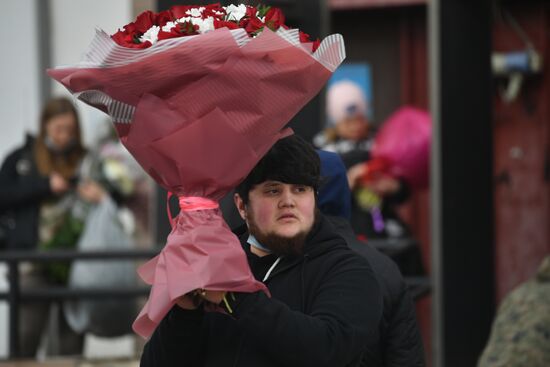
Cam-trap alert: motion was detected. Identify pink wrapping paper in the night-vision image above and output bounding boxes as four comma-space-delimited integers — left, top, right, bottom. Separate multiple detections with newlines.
371, 106, 432, 189
48, 26, 345, 338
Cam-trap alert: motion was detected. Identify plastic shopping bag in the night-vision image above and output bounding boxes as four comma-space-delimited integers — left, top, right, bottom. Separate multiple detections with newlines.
64, 197, 137, 337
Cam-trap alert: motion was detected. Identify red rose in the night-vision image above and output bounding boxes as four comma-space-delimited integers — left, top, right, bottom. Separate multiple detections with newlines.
111, 30, 129, 46
299, 30, 311, 43
264, 7, 285, 31
241, 16, 264, 35
110, 4, 320, 52
245, 6, 257, 19
312, 38, 321, 52
134, 10, 157, 33
203, 3, 225, 19
156, 10, 173, 27
176, 21, 200, 36
156, 20, 199, 41
111, 20, 149, 48
111, 30, 151, 48
157, 30, 179, 42
213, 19, 240, 30
298, 31, 321, 52
170, 5, 193, 19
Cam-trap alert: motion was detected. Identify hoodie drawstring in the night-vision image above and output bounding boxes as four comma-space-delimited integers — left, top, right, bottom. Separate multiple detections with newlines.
263, 256, 282, 282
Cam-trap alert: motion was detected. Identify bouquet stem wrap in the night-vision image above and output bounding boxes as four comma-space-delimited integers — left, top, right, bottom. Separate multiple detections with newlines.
48, 26, 345, 338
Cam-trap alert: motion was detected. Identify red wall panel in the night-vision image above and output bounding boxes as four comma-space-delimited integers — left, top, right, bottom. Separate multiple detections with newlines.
492, 2, 550, 301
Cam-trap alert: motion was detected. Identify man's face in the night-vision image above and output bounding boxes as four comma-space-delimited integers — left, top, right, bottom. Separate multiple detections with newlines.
235, 181, 316, 255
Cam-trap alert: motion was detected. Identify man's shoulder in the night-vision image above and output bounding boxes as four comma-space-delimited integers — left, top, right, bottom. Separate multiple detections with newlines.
322, 216, 395, 273
350, 241, 404, 284
313, 235, 375, 279
307, 215, 355, 257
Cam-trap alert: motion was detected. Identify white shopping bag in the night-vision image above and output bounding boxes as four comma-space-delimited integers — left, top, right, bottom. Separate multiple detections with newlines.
64, 197, 137, 337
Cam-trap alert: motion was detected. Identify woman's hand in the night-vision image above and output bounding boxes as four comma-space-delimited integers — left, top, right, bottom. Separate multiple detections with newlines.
364, 176, 400, 197
49, 172, 70, 194
347, 162, 401, 197
77, 180, 107, 203
347, 163, 367, 190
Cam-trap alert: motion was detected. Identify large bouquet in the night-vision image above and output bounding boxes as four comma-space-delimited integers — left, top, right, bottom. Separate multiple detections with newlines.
48, 3, 345, 338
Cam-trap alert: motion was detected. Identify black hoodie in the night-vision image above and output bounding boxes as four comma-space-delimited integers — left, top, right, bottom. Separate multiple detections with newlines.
328, 216, 425, 367
140, 214, 382, 367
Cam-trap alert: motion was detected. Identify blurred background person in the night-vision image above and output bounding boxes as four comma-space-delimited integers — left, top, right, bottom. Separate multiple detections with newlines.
313, 80, 425, 280
314, 79, 410, 241
63, 118, 143, 347
0, 96, 106, 357
478, 255, 550, 367
314, 79, 373, 164
317, 149, 425, 366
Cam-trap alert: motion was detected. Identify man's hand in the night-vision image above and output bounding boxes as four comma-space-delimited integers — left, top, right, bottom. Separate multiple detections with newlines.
176, 289, 227, 310
176, 294, 200, 310
200, 290, 226, 304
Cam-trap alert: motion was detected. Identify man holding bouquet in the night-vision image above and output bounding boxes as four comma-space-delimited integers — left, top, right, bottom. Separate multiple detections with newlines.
140, 135, 382, 367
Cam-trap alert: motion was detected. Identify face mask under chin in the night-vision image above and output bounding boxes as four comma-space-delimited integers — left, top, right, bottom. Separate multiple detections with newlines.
44, 136, 76, 154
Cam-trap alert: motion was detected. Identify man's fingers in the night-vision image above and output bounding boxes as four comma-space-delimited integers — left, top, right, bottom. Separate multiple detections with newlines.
176, 294, 201, 310
197, 289, 226, 304
176, 290, 226, 310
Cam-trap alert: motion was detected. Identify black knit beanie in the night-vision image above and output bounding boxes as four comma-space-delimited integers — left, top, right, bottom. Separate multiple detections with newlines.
235, 134, 320, 204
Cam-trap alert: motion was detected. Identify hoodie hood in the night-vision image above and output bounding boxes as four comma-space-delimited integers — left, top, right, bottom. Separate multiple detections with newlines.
317, 150, 352, 220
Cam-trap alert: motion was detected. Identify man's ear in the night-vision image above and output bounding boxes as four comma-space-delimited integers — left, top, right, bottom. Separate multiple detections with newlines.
234, 193, 247, 220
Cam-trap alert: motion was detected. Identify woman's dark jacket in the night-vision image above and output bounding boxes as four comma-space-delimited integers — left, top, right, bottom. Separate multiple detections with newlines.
0, 136, 52, 250
140, 214, 383, 367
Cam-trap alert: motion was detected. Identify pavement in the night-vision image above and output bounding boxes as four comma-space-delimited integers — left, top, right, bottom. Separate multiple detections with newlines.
0, 359, 139, 367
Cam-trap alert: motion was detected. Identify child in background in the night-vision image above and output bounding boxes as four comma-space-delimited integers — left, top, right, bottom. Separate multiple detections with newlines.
314, 80, 409, 241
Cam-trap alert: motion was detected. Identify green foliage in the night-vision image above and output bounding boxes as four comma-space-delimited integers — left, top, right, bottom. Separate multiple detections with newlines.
39, 214, 84, 284
256, 4, 271, 18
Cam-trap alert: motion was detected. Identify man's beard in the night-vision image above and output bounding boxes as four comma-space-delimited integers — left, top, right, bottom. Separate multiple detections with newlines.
247, 209, 319, 257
